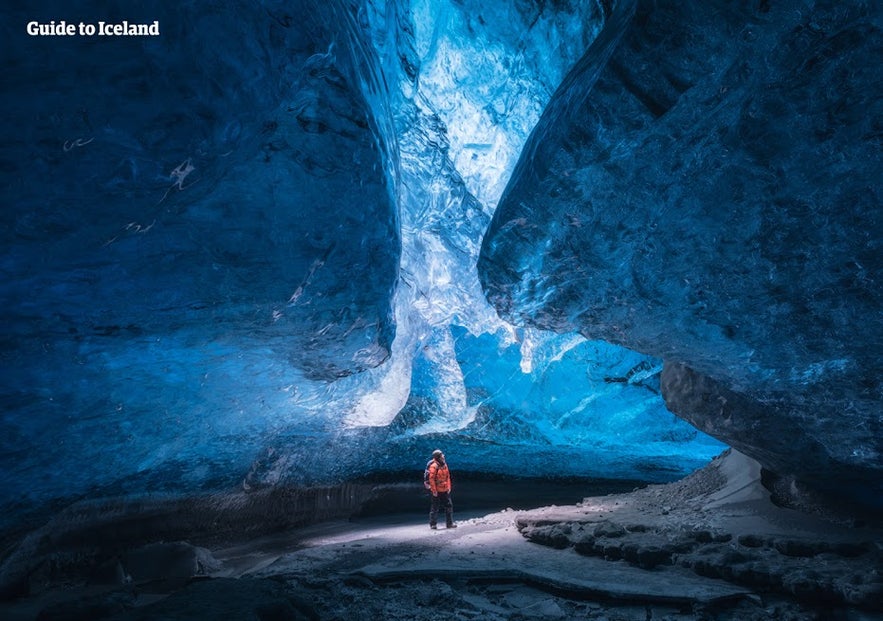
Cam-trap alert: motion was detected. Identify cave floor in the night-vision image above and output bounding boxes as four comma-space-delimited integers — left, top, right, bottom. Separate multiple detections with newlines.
214, 510, 756, 620
2, 451, 881, 620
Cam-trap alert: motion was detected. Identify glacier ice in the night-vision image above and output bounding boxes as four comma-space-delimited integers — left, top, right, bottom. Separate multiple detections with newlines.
478, 0, 882, 502
0, 0, 751, 525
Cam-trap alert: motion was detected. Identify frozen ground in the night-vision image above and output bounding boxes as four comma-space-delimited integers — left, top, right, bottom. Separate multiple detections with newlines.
1, 451, 880, 620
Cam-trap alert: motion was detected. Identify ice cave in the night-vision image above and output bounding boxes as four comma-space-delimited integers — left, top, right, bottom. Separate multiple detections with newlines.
1, 0, 881, 619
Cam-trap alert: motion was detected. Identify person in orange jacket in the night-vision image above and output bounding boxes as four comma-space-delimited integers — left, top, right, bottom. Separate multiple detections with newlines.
427, 449, 456, 529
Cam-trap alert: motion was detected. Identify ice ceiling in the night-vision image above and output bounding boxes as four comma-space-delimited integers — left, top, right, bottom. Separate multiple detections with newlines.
1, 0, 880, 523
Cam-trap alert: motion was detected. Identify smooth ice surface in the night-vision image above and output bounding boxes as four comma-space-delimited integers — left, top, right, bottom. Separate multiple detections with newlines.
479, 0, 882, 503
2, 0, 732, 524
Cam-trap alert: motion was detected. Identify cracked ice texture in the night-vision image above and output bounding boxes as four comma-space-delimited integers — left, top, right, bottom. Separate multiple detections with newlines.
479, 0, 883, 503
344, 0, 613, 430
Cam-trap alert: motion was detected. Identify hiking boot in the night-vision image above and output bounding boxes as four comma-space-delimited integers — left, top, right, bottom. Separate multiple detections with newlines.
430, 525, 437, 530
446, 523, 457, 529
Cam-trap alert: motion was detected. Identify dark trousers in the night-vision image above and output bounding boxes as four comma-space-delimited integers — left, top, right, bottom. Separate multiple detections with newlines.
430, 491, 453, 527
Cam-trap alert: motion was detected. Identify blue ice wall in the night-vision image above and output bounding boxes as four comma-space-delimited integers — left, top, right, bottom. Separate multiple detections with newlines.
1, 0, 401, 512
479, 0, 882, 502
2, 0, 399, 380
1, 0, 732, 524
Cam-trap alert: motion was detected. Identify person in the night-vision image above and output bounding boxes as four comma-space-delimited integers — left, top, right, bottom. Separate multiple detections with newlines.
427, 449, 456, 529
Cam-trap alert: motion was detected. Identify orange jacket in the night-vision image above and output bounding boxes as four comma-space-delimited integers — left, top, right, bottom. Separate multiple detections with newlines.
428, 460, 452, 494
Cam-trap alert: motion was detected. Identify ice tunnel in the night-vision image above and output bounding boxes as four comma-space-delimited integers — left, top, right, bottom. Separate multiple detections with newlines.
0, 0, 739, 532
1, 0, 880, 576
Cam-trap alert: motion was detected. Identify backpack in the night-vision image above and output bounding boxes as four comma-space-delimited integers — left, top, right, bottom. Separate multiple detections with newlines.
423, 459, 435, 490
